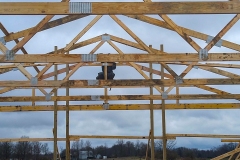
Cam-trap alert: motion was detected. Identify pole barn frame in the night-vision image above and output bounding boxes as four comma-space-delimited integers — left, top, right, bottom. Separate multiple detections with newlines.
0, 1, 240, 160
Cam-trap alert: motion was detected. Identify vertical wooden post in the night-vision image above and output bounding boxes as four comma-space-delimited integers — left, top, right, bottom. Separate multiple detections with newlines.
149, 45, 155, 160
54, 46, 58, 160
161, 44, 167, 160
145, 130, 151, 160
32, 88, 35, 106
104, 62, 108, 104
66, 47, 70, 160
176, 86, 179, 105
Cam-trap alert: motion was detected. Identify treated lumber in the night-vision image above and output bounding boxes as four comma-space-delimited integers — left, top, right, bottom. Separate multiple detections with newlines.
210, 148, 240, 160
1, 79, 240, 88
2, 94, 240, 102
0, 103, 239, 112
125, 15, 240, 51
167, 62, 240, 69
0, 22, 40, 73
0, 138, 66, 142
221, 139, 240, 142
1, 2, 240, 15
47, 35, 102, 54
1, 53, 240, 63
168, 134, 240, 138
108, 41, 163, 93
3, 15, 88, 43
204, 14, 240, 51
70, 135, 175, 140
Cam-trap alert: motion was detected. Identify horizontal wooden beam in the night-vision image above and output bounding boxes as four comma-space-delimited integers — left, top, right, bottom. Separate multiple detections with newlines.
0, 138, 66, 142
1, 94, 240, 102
69, 135, 175, 140
1, 2, 240, 15
0, 103, 239, 112
169, 134, 240, 138
1, 79, 240, 88
221, 139, 240, 142
168, 62, 240, 69
1, 53, 240, 63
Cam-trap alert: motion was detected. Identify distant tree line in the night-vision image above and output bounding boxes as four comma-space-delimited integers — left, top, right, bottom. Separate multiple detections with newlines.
0, 136, 51, 160
0, 136, 238, 160
68, 139, 238, 160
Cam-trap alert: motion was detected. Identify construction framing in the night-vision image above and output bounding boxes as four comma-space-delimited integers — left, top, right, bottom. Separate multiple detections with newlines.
0, 1, 240, 160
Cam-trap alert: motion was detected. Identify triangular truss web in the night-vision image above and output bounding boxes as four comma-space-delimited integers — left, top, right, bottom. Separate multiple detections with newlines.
0, 1, 240, 160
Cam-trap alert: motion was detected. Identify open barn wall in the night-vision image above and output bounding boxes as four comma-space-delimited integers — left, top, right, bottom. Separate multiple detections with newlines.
1, 1, 240, 160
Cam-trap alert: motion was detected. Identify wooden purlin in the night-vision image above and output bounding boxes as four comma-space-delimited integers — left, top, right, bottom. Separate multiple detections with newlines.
2, 94, 240, 102
0, 103, 239, 112
2, 53, 240, 63
1, 2, 240, 15
1, 79, 240, 88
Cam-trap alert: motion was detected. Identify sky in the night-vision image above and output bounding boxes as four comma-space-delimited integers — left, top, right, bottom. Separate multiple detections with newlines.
0, 0, 240, 152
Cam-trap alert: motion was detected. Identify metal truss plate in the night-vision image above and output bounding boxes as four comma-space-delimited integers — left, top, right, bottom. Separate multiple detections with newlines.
206, 35, 223, 47
175, 76, 183, 85
102, 62, 108, 66
88, 80, 99, 86
81, 54, 97, 62
91, 95, 100, 101
45, 93, 52, 101
69, 2, 92, 13
193, 65, 199, 69
0, 37, 6, 45
5, 50, 14, 61
162, 92, 168, 99
31, 77, 38, 86
103, 103, 109, 110
199, 49, 208, 61
101, 35, 110, 41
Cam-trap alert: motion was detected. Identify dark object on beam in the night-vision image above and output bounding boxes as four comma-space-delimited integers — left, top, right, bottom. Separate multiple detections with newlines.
96, 62, 116, 80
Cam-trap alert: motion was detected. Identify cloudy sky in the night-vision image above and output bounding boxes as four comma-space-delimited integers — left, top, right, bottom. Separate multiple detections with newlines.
0, 0, 240, 152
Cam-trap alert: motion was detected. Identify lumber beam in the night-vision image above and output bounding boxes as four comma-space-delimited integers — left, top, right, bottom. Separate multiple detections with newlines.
169, 134, 240, 138
1, 53, 240, 63
3, 15, 88, 43
69, 135, 175, 140
0, 138, 66, 142
125, 15, 240, 51
1, 2, 240, 15
221, 139, 240, 142
2, 94, 240, 102
210, 148, 240, 160
0, 103, 239, 112
1, 79, 240, 88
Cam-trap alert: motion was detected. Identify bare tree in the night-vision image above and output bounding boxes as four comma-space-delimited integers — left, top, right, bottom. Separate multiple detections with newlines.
31, 142, 42, 160
41, 143, 50, 155
85, 140, 92, 157
0, 142, 14, 159
14, 136, 32, 160
72, 140, 81, 160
